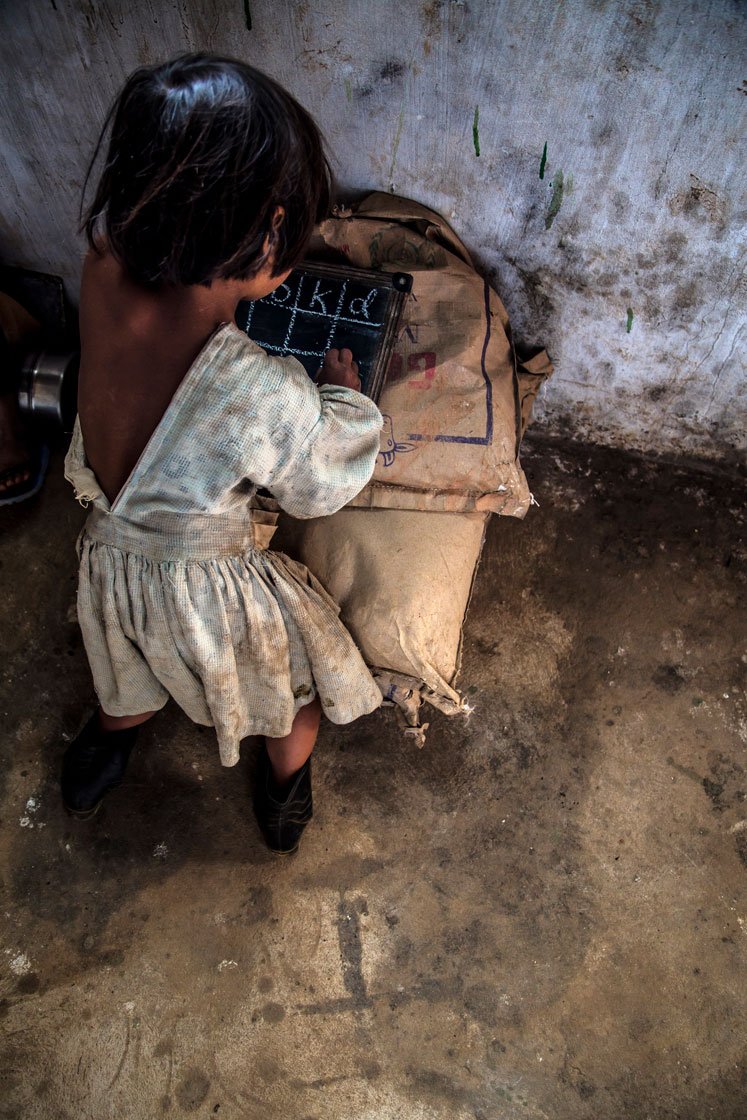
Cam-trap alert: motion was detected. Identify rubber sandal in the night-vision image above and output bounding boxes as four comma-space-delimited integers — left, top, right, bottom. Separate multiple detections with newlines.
0, 443, 49, 507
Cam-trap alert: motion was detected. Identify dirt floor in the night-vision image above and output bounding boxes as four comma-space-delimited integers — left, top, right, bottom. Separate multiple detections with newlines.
1, 436, 746, 1120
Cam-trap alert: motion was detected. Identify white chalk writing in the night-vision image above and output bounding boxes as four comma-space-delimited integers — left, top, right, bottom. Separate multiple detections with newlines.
269, 283, 293, 305
309, 281, 332, 314
347, 290, 377, 320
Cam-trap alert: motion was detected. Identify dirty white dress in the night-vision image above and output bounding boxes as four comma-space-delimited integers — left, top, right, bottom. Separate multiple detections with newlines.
64, 322, 384, 766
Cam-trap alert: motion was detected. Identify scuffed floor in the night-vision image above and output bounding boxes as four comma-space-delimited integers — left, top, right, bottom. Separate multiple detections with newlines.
1, 438, 745, 1120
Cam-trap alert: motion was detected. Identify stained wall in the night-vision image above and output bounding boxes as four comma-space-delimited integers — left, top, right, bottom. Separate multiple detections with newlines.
0, 0, 744, 463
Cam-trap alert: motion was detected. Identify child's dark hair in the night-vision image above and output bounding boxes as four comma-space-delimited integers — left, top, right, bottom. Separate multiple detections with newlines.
81, 54, 333, 287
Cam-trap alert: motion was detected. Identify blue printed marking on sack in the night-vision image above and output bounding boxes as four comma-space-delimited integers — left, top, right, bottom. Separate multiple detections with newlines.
378, 415, 415, 467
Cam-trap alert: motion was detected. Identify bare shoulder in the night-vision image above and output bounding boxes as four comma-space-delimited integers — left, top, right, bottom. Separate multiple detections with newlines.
79, 249, 130, 337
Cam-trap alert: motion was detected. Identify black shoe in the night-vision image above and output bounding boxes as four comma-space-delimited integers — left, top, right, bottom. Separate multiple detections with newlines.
253, 745, 313, 855
61, 712, 139, 819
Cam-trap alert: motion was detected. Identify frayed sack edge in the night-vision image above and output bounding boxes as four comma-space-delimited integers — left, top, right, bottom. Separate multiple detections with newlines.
372, 668, 474, 748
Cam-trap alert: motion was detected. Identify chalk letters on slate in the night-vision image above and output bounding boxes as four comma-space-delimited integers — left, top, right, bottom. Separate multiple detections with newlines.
236, 263, 412, 402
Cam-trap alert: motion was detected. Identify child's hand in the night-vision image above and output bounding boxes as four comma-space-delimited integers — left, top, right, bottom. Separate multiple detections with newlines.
318, 348, 361, 392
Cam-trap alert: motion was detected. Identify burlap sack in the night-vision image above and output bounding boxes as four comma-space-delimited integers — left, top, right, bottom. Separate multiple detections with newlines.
273, 506, 488, 744
276, 196, 552, 738
307, 192, 552, 515
274, 508, 487, 688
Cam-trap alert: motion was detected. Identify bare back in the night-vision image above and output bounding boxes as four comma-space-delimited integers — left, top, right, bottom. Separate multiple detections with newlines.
78, 252, 233, 505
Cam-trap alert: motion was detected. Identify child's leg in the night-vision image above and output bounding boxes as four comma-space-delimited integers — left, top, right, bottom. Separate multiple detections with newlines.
265, 696, 321, 784
99, 708, 159, 731
255, 697, 320, 854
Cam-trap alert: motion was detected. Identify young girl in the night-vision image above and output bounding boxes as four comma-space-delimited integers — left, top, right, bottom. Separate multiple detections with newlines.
61, 54, 383, 853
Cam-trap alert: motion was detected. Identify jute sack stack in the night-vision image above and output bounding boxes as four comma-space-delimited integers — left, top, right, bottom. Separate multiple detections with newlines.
273, 194, 552, 741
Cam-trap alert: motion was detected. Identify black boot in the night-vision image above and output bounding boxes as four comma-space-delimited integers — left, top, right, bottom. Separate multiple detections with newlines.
253, 744, 313, 855
61, 712, 139, 819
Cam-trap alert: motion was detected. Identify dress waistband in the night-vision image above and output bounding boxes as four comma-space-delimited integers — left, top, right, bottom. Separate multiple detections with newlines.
83, 508, 263, 561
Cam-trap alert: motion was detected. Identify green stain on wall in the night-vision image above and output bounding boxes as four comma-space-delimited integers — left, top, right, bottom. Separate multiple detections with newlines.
539, 141, 548, 179
545, 169, 564, 229
472, 106, 480, 156
344, 78, 353, 102
626, 307, 634, 333
388, 106, 406, 185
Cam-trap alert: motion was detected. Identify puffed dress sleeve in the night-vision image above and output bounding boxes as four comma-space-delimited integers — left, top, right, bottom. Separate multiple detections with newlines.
266, 381, 383, 518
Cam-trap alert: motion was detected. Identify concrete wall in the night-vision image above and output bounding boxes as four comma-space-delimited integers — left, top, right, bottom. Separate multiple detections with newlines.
1, 0, 745, 465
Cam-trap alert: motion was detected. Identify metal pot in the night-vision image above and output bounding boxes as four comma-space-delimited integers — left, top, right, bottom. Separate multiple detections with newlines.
17, 349, 79, 432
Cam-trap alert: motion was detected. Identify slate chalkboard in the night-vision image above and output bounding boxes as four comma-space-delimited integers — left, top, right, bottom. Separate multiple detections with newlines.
236, 262, 412, 402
